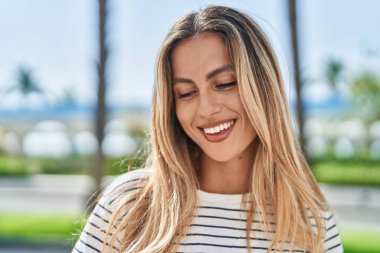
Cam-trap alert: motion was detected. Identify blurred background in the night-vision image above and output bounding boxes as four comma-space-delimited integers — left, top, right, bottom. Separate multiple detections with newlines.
0, 0, 379, 252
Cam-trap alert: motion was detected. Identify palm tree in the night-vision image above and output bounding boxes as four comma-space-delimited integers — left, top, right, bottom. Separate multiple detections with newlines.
92, 0, 109, 193
6, 66, 42, 96
1, 66, 43, 155
324, 58, 344, 91
287, 0, 307, 156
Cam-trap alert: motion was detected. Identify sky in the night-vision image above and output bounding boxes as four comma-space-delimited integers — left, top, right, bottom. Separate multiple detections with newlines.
0, 0, 379, 110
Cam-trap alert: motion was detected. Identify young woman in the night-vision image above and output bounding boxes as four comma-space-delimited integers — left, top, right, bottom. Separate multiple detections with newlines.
73, 6, 343, 253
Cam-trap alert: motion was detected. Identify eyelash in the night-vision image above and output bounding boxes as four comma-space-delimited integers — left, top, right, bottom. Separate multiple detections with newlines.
177, 81, 237, 99
178, 92, 195, 99
216, 81, 236, 90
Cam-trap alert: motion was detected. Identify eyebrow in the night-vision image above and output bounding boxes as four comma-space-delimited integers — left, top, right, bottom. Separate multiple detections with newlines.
173, 64, 235, 85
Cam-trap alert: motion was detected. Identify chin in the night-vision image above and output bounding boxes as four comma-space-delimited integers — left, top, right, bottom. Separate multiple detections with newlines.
203, 150, 240, 163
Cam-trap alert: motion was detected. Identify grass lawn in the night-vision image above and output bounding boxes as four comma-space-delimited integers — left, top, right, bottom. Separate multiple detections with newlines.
0, 213, 84, 245
1, 213, 379, 252
341, 228, 380, 253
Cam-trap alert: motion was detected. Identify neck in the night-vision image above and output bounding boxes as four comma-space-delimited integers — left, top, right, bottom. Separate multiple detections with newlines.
198, 138, 259, 194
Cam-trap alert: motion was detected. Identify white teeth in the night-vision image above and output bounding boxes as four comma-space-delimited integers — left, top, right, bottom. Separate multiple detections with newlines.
203, 120, 235, 134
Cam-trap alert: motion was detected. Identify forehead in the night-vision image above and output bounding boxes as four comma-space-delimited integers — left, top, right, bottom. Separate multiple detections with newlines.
171, 32, 232, 77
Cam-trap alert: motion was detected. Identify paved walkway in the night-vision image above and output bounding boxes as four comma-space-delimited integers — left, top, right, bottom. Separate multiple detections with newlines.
320, 183, 380, 228
0, 175, 94, 215
0, 241, 70, 253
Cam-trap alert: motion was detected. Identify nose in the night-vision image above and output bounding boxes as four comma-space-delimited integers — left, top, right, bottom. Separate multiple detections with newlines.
198, 90, 222, 119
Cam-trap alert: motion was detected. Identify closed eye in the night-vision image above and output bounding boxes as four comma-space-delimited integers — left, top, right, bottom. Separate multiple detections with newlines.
177, 91, 196, 99
216, 81, 237, 90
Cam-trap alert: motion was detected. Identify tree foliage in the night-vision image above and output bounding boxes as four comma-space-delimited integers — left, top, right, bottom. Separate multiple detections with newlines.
350, 72, 380, 122
324, 58, 344, 90
6, 66, 42, 96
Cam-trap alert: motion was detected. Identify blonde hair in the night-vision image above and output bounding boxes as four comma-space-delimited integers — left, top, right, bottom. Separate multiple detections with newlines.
104, 5, 328, 252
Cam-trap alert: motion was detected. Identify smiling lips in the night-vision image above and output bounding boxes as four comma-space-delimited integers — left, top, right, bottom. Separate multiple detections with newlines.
202, 120, 235, 134
199, 119, 236, 143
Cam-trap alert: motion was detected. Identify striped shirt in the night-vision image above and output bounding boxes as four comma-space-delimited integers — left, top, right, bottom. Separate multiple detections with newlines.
73, 169, 344, 253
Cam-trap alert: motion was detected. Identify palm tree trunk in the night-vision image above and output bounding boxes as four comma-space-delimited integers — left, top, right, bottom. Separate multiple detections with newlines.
287, 0, 307, 157
93, 0, 109, 196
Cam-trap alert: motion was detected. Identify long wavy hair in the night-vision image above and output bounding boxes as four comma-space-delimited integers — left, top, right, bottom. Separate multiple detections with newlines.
104, 5, 328, 253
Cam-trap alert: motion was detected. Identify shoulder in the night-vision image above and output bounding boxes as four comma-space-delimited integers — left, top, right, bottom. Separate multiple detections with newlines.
305, 208, 343, 252
73, 169, 152, 253
321, 210, 344, 253
103, 168, 152, 196
100, 168, 152, 211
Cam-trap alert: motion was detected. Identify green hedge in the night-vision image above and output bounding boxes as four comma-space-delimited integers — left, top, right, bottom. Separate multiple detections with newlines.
313, 162, 380, 186
1, 154, 380, 186
0, 154, 146, 176
0, 155, 85, 175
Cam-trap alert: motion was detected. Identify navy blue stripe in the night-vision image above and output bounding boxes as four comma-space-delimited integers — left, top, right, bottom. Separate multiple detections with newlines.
185, 232, 270, 241
195, 214, 276, 225
108, 187, 142, 205
97, 203, 112, 215
199, 205, 249, 212
198, 205, 277, 216
93, 212, 109, 224
195, 214, 247, 222
91, 212, 119, 231
83, 230, 104, 244
324, 232, 339, 243
175, 252, 204, 253
308, 215, 332, 221
73, 247, 83, 253
200, 206, 334, 222
174, 251, 205, 253
82, 230, 121, 251
79, 238, 101, 252
326, 223, 336, 232
88, 221, 102, 230
325, 213, 334, 221
195, 214, 322, 228
87, 221, 121, 244
326, 242, 342, 251
97, 197, 137, 215
111, 177, 146, 192
190, 223, 274, 233
122, 186, 143, 194
179, 242, 307, 252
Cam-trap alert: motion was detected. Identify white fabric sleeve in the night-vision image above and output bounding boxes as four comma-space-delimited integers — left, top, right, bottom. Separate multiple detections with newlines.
72, 169, 151, 253
323, 211, 344, 253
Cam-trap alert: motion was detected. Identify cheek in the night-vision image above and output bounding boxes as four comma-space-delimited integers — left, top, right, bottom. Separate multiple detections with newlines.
229, 93, 246, 115
175, 105, 192, 132
231, 94, 255, 129
175, 103, 201, 143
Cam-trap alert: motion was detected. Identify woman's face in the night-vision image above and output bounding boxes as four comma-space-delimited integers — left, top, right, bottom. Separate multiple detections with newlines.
171, 32, 257, 162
